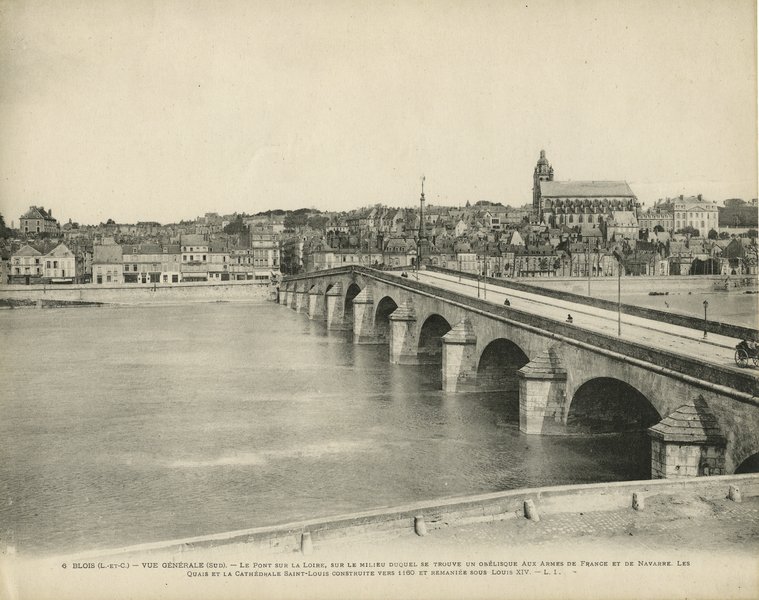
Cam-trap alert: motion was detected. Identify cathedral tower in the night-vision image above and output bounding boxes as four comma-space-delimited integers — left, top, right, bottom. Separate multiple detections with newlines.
532, 149, 554, 217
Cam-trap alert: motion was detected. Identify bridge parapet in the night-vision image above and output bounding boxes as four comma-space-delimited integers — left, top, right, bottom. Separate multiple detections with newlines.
426, 265, 759, 342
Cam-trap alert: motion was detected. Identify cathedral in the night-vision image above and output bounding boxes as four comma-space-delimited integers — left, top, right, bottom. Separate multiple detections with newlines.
532, 150, 639, 229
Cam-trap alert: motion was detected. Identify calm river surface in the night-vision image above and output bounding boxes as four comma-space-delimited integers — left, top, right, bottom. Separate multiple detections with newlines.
1, 302, 649, 556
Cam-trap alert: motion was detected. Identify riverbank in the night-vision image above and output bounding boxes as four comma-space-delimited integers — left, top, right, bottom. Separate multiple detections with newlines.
43, 473, 759, 560
0, 280, 273, 305
5, 475, 757, 600
0, 298, 104, 309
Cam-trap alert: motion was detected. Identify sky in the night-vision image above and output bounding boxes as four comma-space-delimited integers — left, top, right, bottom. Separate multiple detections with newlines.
0, 0, 756, 225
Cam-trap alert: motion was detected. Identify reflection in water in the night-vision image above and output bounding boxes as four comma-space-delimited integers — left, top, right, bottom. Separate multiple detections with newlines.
1, 302, 649, 555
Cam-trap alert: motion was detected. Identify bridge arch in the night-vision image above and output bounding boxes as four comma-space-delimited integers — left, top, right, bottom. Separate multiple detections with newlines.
567, 377, 661, 433
476, 338, 529, 392
344, 283, 362, 325
735, 451, 759, 474
374, 296, 398, 343
417, 313, 452, 364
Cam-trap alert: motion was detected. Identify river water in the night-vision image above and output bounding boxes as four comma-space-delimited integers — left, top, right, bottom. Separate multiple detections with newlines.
0, 302, 649, 556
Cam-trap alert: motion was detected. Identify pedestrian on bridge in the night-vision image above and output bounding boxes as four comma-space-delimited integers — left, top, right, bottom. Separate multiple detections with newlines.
566, 314, 573, 324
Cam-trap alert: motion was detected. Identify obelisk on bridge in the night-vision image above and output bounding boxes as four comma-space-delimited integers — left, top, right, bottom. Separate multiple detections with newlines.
417, 175, 427, 269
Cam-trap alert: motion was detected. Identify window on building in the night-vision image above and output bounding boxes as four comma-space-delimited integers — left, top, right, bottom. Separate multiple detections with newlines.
46, 261, 51, 268
202, 255, 206, 261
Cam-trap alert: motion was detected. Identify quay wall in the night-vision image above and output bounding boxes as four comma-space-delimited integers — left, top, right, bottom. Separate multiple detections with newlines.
64, 473, 759, 560
514, 274, 757, 295
0, 281, 272, 305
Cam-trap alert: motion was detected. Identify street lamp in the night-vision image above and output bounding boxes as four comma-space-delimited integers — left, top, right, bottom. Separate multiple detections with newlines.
703, 300, 709, 339
613, 249, 624, 337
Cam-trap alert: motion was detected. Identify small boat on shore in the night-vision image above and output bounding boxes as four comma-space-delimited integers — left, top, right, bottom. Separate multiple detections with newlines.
713, 277, 752, 291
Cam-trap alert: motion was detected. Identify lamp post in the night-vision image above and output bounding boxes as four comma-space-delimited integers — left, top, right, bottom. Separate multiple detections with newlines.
587, 239, 591, 296
483, 260, 487, 300
703, 300, 709, 339
613, 249, 624, 337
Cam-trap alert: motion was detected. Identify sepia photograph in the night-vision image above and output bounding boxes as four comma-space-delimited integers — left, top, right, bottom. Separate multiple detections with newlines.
0, 1, 757, 599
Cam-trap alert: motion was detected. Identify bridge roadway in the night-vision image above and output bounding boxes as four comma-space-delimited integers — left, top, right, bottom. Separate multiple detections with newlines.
395, 270, 757, 377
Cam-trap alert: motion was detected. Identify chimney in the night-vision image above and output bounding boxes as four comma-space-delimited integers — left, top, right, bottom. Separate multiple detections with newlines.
697, 194, 702, 201
679, 195, 684, 201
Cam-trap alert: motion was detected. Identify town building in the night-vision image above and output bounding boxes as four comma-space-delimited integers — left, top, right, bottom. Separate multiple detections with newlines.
42, 243, 76, 283
179, 234, 210, 282
121, 244, 181, 283
92, 243, 124, 284
638, 200, 675, 232
673, 194, 719, 235
20, 206, 59, 235
531, 150, 639, 232
9, 244, 43, 283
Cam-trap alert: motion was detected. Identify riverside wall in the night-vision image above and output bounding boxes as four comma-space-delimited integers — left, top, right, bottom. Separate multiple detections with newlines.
0, 281, 273, 305
514, 274, 757, 296
62, 473, 759, 560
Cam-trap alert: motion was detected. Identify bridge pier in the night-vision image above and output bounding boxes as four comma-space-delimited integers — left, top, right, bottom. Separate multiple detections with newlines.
648, 397, 727, 478
295, 285, 308, 313
517, 349, 567, 435
308, 286, 325, 320
389, 300, 418, 364
326, 283, 350, 330
441, 319, 478, 392
352, 288, 381, 344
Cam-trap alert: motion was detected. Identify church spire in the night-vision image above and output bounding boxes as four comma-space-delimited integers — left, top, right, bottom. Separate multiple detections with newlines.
533, 149, 554, 221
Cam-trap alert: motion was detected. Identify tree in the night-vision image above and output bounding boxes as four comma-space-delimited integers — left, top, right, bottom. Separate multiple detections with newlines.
707, 228, 718, 240
675, 226, 699, 237
306, 215, 328, 231
223, 216, 246, 234
0, 214, 11, 238
724, 198, 746, 208
747, 229, 758, 240
653, 224, 664, 233
283, 210, 310, 230
718, 231, 732, 240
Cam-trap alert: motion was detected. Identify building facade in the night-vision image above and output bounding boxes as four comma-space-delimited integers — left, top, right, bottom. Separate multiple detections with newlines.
673, 194, 719, 235
19, 206, 59, 235
532, 151, 639, 232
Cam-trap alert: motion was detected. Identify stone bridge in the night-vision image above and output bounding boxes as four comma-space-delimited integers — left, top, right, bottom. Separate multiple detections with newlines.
276, 266, 759, 478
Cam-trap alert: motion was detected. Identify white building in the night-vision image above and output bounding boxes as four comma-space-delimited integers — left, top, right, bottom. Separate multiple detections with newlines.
673, 194, 719, 235
42, 243, 76, 282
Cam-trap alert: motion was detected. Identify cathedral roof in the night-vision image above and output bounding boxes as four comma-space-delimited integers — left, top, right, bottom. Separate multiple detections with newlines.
540, 180, 636, 198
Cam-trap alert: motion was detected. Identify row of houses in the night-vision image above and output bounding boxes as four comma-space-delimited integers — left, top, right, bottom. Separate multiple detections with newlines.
92, 234, 280, 284
6, 233, 281, 285
300, 231, 757, 278
8, 243, 77, 284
